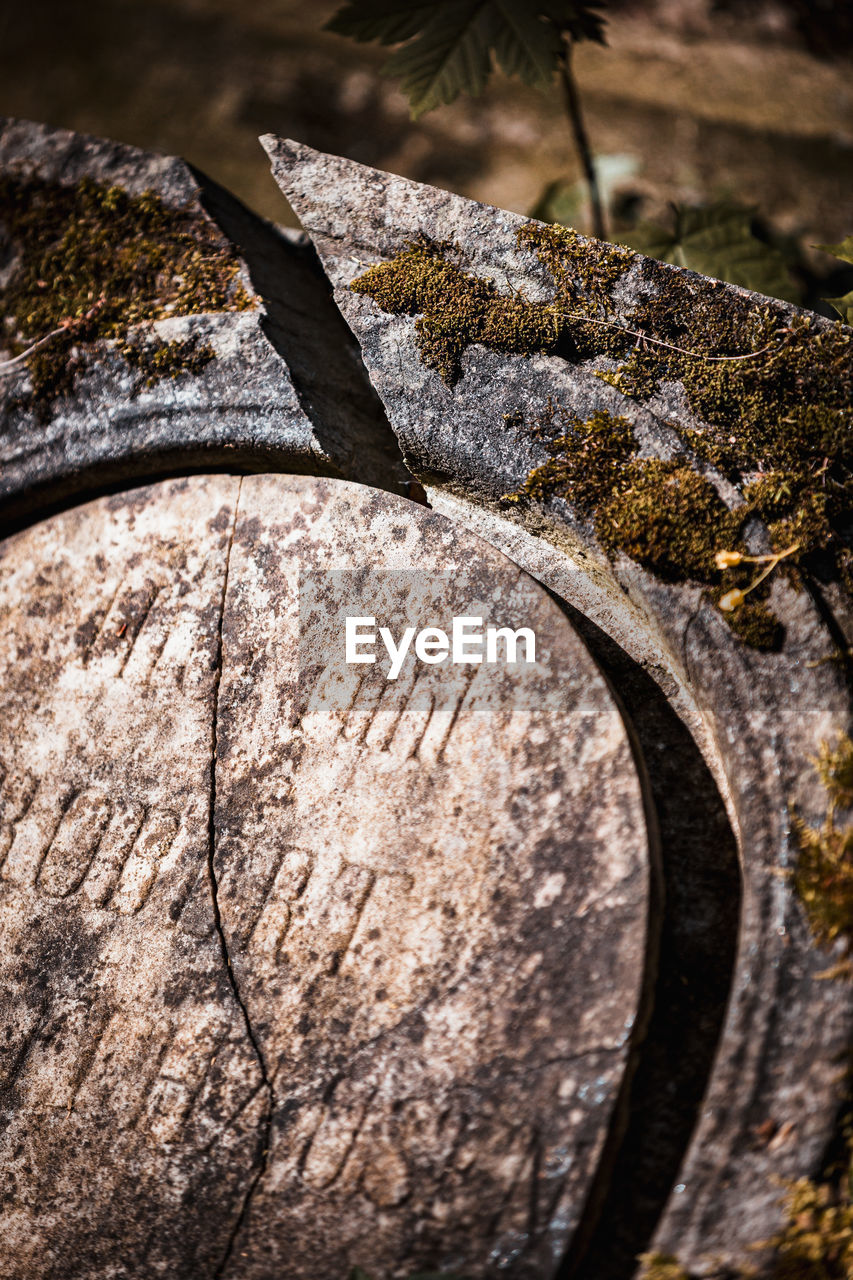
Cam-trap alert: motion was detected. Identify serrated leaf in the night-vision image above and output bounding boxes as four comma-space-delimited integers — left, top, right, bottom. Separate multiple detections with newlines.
487, 3, 563, 88
814, 235, 853, 267
325, 1, 437, 45
327, 0, 608, 118
623, 203, 800, 303
382, 1, 494, 117
824, 291, 853, 324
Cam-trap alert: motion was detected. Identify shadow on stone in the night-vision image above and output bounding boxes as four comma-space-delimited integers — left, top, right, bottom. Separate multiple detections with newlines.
552, 599, 741, 1280
190, 164, 411, 496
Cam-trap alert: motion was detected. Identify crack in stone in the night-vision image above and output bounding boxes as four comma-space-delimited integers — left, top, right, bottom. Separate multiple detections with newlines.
205, 476, 277, 1279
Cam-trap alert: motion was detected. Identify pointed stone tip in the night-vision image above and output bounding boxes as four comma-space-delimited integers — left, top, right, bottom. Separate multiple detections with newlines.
259, 135, 313, 170
258, 136, 383, 231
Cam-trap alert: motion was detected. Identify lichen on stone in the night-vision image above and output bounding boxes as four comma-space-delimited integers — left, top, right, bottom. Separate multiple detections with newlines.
0, 174, 253, 416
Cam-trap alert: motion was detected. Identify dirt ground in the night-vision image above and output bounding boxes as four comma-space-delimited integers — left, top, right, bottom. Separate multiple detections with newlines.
1, 0, 851, 254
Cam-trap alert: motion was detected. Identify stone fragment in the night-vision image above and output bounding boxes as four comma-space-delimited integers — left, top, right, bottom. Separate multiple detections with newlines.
0, 473, 652, 1279
264, 138, 853, 1273
0, 118, 407, 532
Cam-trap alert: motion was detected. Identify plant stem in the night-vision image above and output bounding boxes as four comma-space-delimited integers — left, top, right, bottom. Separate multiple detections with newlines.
558, 35, 606, 242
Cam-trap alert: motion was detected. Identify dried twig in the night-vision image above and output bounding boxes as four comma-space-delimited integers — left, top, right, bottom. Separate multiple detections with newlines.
555, 308, 777, 363
0, 298, 107, 376
0, 326, 68, 374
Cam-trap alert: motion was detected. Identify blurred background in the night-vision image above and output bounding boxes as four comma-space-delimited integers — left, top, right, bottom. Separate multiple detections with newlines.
1, 0, 851, 293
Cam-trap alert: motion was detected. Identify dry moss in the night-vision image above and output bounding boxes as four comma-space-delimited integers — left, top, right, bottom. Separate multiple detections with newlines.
765, 1174, 853, 1280
794, 733, 853, 949
638, 1155, 853, 1279
350, 236, 567, 385
815, 735, 853, 811
0, 174, 252, 416
350, 227, 851, 647
637, 1255, 691, 1280
508, 403, 782, 647
120, 335, 216, 389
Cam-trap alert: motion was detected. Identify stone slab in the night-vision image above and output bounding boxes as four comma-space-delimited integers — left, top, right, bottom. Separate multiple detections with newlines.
0, 473, 652, 1279
0, 118, 407, 531
263, 138, 853, 1274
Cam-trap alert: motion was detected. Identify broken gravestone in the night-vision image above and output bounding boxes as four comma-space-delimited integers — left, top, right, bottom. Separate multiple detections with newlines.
0, 116, 408, 531
3, 116, 853, 1278
264, 138, 853, 1276
0, 473, 652, 1279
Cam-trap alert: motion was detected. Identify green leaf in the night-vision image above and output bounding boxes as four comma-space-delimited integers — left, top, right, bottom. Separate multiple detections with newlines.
814, 235, 853, 267
325, 1, 437, 45
382, 1, 495, 117
325, 1, 608, 118
487, 3, 564, 88
622, 203, 801, 304
530, 153, 638, 225
823, 291, 853, 325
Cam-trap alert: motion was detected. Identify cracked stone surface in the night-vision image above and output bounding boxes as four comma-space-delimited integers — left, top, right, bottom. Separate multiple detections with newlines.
0, 118, 408, 531
264, 138, 853, 1272
0, 475, 262, 1280
0, 473, 651, 1279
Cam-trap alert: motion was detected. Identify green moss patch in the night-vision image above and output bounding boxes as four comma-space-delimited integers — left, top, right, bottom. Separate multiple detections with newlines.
508, 403, 782, 648
350, 236, 567, 385
351, 226, 851, 647
637, 1256, 690, 1280
0, 175, 252, 417
639, 1158, 853, 1279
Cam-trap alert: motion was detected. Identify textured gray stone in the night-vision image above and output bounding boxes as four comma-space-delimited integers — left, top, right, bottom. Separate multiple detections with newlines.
0, 475, 261, 1280
0, 118, 408, 532
264, 138, 853, 1274
0, 473, 652, 1279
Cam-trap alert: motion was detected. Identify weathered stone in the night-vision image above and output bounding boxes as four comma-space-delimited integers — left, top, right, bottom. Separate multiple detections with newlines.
0, 475, 261, 1279
0, 473, 652, 1279
0, 118, 408, 533
264, 138, 853, 1274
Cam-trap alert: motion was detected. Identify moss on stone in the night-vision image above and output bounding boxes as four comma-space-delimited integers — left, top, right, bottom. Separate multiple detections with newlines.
350, 236, 567, 385
595, 460, 740, 582
0, 174, 252, 417
350, 226, 851, 647
765, 1172, 853, 1280
794, 733, 853, 950
515, 221, 635, 316
793, 817, 853, 949
509, 403, 785, 645
639, 1151, 853, 1279
637, 1255, 691, 1280
815, 735, 853, 811
120, 335, 216, 389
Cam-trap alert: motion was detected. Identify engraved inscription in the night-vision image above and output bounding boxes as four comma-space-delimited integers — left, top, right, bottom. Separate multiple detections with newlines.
0, 472, 650, 1280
